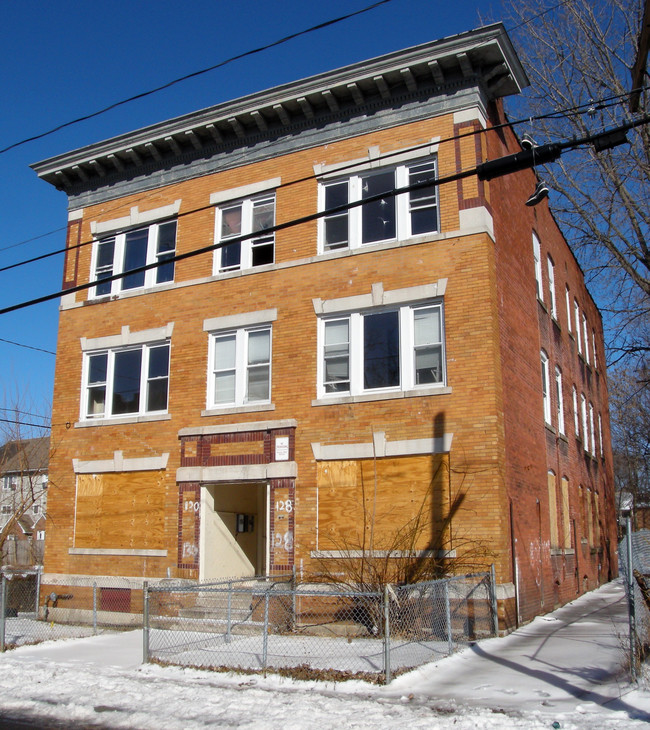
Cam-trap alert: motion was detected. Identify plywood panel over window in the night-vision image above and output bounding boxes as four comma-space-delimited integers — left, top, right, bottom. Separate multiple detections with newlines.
317, 454, 449, 551
75, 471, 165, 549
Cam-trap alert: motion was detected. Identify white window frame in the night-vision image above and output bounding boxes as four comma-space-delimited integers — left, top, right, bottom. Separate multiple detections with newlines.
573, 385, 580, 437
547, 255, 557, 318
317, 157, 439, 253
580, 392, 588, 450
565, 285, 572, 333
81, 341, 170, 421
91, 219, 177, 298
592, 330, 598, 370
598, 413, 604, 457
317, 300, 446, 398
207, 325, 272, 408
582, 313, 589, 364
213, 193, 275, 274
541, 350, 551, 424
533, 233, 544, 302
36, 530, 45, 541
589, 402, 596, 455
574, 300, 582, 354
554, 366, 565, 435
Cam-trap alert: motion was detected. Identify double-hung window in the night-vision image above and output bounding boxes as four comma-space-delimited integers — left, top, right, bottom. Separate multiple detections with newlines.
555, 366, 565, 435
320, 157, 438, 252
533, 233, 543, 302
93, 220, 177, 297
208, 326, 272, 407
215, 194, 275, 273
541, 350, 551, 424
320, 301, 445, 397
547, 255, 557, 318
83, 342, 170, 420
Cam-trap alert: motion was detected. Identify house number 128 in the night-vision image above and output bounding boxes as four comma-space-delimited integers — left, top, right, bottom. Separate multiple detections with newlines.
275, 499, 293, 513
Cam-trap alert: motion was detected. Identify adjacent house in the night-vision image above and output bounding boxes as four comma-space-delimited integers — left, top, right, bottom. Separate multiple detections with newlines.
1, 436, 49, 569
31, 24, 617, 629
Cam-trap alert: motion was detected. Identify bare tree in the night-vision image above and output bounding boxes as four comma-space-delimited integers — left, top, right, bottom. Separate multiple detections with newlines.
502, 0, 649, 365
0, 401, 50, 568
609, 366, 650, 517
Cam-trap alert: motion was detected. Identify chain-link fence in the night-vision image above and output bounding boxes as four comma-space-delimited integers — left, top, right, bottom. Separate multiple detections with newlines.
145, 571, 497, 683
0, 571, 148, 650
619, 526, 650, 676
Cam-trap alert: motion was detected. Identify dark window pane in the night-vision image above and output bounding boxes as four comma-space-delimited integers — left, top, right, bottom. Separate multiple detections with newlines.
88, 353, 107, 384
252, 240, 273, 267
363, 311, 399, 389
146, 379, 168, 412
112, 350, 142, 414
148, 345, 169, 378
361, 171, 395, 243
122, 229, 148, 290
221, 241, 241, 270
95, 239, 115, 295
157, 221, 176, 253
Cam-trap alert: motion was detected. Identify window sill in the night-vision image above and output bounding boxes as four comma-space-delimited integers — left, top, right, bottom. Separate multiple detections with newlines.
202, 403, 275, 417
537, 297, 547, 312
557, 432, 568, 443
75, 413, 171, 428
544, 422, 556, 436
551, 316, 561, 331
550, 548, 575, 557
312, 385, 452, 407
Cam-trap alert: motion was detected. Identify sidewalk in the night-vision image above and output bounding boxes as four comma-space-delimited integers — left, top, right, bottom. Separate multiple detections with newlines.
2, 580, 650, 729
386, 579, 650, 721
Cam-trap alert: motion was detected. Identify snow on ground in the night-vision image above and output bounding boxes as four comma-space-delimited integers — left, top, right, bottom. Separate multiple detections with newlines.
0, 581, 649, 729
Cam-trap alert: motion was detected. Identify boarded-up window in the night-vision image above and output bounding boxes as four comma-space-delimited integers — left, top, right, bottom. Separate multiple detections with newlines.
75, 471, 165, 549
561, 477, 571, 549
547, 472, 559, 549
316, 454, 448, 552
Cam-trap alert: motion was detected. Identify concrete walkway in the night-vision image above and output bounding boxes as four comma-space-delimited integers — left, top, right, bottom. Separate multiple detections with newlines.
387, 579, 650, 720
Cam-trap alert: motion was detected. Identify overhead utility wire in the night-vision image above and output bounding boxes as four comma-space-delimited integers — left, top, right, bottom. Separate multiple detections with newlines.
0, 0, 393, 156
0, 416, 50, 430
0, 337, 55, 355
1, 114, 646, 319
0, 88, 640, 275
0, 407, 51, 421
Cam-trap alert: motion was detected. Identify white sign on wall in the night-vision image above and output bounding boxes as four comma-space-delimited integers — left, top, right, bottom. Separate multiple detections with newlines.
275, 436, 289, 461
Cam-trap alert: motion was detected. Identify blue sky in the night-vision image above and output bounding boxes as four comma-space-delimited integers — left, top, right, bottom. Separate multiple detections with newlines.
0, 0, 505, 423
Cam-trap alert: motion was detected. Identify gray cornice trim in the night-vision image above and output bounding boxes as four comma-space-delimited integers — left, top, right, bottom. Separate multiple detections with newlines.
311, 432, 453, 460
177, 462, 297, 482
31, 25, 527, 199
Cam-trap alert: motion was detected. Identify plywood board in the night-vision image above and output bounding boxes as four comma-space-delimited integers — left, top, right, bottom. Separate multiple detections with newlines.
75, 471, 165, 550
317, 455, 448, 551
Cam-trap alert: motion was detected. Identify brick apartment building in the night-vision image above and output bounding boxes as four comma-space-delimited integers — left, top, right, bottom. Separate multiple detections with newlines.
32, 24, 616, 628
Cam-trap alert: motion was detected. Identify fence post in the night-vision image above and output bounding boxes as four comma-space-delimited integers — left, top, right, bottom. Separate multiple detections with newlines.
445, 580, 453, 655
0, 573, 6, 653
291, 564, 297, 632
92, 583, 98, 635
143, 581, 149, 664
262, 589, 269, 673
489, 565, 499, 637
626, 516, 637, 682
383, 585, 391, 684
35, 569, 41, 618
226, 581, 232, 644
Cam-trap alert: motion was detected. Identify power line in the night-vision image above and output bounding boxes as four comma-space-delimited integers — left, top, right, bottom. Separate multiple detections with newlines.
0, 417, 51, 430
0, 337, 55, 355
1, 88, 640, 276
0, 0, 394, 157
0, 407, 51, 421
1, 114, 647, 319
